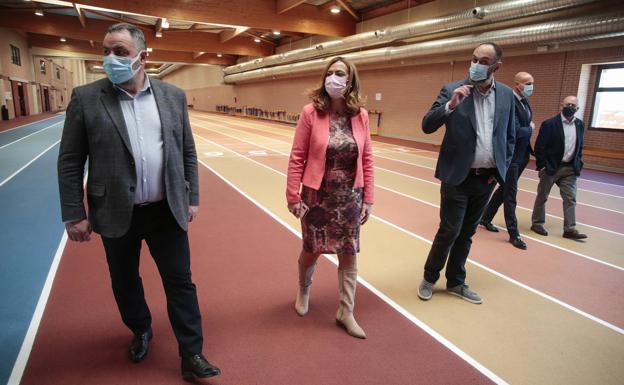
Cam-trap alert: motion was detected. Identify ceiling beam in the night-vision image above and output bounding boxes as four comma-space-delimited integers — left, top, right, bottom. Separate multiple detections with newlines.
243, 31, 276, 46
220, 26, 249, 43
28, 34, 237, 65
82, 9, 151, 28
73, 3, 87, 28
0, 11, 273, 57
276, 0, 307, 14
335, 0, 359, 20
74, 0, 355, 36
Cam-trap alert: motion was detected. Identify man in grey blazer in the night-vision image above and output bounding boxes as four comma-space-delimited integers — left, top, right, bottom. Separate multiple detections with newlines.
57, 23, 220, 380
417, 42, 515, 304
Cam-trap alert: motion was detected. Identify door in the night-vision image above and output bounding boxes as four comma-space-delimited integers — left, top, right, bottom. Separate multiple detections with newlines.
43, 87, 50, 112
10, 80, 21, 118
17, 83, 28, 116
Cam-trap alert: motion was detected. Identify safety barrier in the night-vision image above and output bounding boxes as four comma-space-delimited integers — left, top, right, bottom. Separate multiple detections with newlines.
215, 105, 381, 135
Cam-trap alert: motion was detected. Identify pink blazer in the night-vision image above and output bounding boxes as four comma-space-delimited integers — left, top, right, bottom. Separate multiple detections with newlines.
286, 103, 374, 205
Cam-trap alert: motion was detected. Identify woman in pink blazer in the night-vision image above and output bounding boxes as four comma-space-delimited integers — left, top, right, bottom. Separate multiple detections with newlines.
286, 57, 374, 339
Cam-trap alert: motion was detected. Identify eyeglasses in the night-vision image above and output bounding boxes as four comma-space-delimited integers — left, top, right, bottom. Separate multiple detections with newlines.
563, 103, 577, 108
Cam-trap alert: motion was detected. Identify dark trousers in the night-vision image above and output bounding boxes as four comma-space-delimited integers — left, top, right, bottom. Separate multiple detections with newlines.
424, 173, 496, 288
101, 201, 203, 355
481, 160, 528, 238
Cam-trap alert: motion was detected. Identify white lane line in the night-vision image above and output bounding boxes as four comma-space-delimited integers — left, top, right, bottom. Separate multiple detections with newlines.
192, 115, 624, 205
198, 159, 509, 385
375, 183, 624, 272
191, 119, 624, 238
7, 171, 86, 385
0, 140, 60, 188
0, 114, 63, 135
7, 232, 68, 385
196, 113, 624, 196
7, 173, 85, 385
373, 165, 624, 237
376, 150, 624, 200
194, 132, 624, 336
0, 122, 63, 150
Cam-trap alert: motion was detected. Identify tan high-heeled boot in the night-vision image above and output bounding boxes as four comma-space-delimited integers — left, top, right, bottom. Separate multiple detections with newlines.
295, 263, 316, 316
336, 268, 366, 339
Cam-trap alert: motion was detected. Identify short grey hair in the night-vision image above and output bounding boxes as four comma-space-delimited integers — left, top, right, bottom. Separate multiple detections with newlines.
106, 23, 147, 51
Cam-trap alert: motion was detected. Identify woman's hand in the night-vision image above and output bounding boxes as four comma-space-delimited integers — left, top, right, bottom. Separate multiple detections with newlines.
360, 203, 372, 224
288, 202, 302, 218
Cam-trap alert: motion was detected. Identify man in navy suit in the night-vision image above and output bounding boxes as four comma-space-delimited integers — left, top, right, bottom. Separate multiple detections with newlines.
531, 96, 587, 240
417, 42, 515, 304
481, 72, 535, 250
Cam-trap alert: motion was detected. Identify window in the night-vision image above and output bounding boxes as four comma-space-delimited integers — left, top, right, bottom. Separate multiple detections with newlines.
10, 44, 21, 66
591, 64, 624, 130
40, 60, 47, 74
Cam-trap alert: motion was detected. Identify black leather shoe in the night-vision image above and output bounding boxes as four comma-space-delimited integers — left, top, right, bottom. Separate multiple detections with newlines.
563, 230, 588, 240
509, 237, 527, 250
480, 221, 499, 232
181, 354, 221, 380
530, 225, 548, 236
129, 329, 152, 363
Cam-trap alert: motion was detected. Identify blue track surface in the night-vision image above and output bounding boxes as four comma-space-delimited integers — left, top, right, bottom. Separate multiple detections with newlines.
0, 117, 67, 385
0, 115, 65, 148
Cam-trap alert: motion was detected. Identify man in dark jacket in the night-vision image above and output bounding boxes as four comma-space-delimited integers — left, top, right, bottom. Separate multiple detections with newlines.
531, 95, 587, 240
57, 23, 220, 379
480, 72, 535, 250
417, 42, 515, 305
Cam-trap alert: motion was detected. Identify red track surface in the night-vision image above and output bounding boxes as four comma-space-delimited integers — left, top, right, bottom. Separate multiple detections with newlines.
21, 167, 491, 385
194, 117, 624, 233
191, 125, 624, 329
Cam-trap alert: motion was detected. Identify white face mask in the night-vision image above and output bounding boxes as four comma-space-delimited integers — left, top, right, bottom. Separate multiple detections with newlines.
324, 74, 348, 99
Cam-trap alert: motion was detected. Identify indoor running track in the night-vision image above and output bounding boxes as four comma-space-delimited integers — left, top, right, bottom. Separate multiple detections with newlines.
1, 111, 623, 385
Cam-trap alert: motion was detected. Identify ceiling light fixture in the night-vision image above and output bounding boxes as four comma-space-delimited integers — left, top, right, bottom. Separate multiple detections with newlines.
272, 30, 281, 36
330, 5, 341, 14
253, 37, 261, 43
155, 31, 163, 38
161, 18, 169, 29
147, 47, 153, 52
60, 37, 66, 42
217, 53, 223, 57
35, 9, 44, 16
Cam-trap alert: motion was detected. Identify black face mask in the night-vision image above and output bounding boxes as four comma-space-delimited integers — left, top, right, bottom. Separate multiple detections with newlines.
562, 106, 577, 118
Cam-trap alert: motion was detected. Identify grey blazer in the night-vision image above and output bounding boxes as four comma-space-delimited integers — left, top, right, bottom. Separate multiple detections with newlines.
422, 79, 516, 186
58, 77, 199, 238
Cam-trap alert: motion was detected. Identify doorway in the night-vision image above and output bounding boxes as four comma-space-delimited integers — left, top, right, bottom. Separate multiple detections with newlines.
10, 80, 30, 117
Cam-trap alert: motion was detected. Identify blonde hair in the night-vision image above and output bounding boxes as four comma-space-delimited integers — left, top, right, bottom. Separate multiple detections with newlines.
309, 56, 364, 117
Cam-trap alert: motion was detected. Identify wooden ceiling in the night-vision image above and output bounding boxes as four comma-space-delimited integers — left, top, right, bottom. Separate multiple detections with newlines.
0, 0, 432, 66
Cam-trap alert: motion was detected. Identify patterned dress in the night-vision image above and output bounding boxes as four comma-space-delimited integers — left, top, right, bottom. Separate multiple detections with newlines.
301, 113, 363, 255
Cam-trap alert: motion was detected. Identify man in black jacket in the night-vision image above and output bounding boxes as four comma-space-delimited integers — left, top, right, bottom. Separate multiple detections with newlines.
417, 43, 515, 304
531, 95, 587, 240
480, 72, 535, 250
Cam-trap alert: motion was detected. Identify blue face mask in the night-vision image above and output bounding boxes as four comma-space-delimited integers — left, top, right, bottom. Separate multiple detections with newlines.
469, 62, 494, 83
103, 51, 143, 84
522, 84, 534, 97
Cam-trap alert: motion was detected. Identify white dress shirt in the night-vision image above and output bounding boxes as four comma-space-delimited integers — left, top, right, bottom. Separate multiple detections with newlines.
471, 82, 496, 168
561, 113, 577, 163
115, 74, 165, 204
